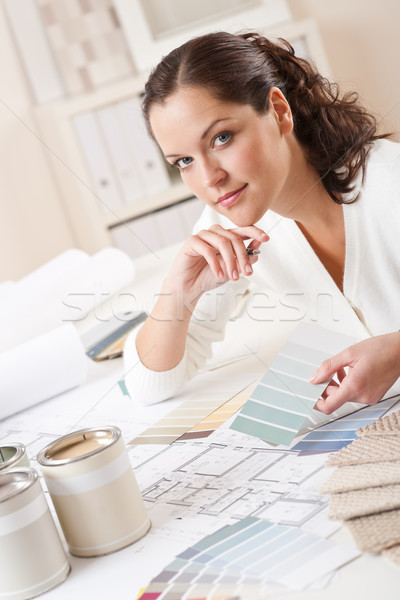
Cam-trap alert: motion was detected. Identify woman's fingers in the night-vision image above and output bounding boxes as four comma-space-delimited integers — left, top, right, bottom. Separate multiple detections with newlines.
199, 225, 269, 279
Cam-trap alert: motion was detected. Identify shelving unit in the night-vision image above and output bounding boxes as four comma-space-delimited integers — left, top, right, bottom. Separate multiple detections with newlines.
34, 18, 331, 257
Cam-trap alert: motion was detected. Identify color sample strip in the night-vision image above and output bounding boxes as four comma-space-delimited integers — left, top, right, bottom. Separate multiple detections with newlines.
176, 383, 255, 441
230, 323, 355, 445
292, 397, 398, 454
129, 398, 223, 444
138, 516, 360, 599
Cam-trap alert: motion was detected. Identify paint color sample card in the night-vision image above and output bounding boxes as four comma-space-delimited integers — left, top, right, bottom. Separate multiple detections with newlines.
176, 382, 256, 441
230, 323, 356, 446
137, 516, 360, 599
129, 367, 256, 445
292, 396, 399, 454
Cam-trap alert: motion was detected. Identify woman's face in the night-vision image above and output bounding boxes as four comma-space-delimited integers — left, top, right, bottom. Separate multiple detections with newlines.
150, 86, 295, 227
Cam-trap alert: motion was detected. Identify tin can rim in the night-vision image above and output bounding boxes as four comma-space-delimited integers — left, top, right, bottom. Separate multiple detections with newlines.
36, 426, 121, 466
0, 443, 26, 471
0, 468, 37, 502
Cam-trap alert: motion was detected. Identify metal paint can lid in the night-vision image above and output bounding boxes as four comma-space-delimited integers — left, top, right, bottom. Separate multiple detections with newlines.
0, 468, 36, 502
0, 443, 27, 471
37, 426, 121, 466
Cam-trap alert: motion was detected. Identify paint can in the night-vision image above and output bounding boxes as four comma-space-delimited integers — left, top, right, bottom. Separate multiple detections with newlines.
37, 426, 151, 557
0, 468, 70, 600
0, 443, 30, 471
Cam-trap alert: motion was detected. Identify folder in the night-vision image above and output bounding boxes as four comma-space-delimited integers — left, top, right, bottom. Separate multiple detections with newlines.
116, 96, 171, 196
96, 104, 146, 205
73, 111, 124, 215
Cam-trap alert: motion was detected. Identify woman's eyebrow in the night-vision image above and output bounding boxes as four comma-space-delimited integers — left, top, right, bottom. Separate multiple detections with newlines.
165, 117, 232, 159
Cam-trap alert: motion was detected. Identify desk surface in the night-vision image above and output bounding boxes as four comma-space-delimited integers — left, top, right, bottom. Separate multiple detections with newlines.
2, 244, 400, 600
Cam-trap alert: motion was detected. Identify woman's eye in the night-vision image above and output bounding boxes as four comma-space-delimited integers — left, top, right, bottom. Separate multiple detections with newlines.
176, 156, 193, 169
214, 132, 231, 147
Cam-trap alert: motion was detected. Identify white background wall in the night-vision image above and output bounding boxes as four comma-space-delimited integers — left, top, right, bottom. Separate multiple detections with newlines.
1, 1, 399, 281
287, 0, 400, 140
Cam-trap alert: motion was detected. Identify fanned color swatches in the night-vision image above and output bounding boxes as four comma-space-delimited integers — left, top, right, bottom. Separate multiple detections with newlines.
129, 369, 254, 445
292, 397, 399, 454
230, 323, 355, 446
176, 383, 255, 441
137, 516, 360, 599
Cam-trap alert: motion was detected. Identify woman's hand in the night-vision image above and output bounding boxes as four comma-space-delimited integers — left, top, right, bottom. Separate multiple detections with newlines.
310, 332, 400, 414
163, 224, 269, 300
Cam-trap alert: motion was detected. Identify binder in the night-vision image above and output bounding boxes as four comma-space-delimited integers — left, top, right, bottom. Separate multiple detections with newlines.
96, 104, 146, 205
72, 111, 123, 215
116, 96, 171, 196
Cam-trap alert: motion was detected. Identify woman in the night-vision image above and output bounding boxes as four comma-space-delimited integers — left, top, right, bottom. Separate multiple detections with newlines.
124, 31, 400, 413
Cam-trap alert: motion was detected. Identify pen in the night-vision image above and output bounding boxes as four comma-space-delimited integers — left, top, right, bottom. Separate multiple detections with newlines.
246, 248, 261, 256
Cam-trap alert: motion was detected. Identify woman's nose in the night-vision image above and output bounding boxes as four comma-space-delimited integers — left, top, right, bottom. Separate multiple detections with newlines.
201, 158, 226, 188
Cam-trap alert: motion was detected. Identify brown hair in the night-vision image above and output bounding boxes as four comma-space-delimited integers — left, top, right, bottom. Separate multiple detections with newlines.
143, 31, 389, 204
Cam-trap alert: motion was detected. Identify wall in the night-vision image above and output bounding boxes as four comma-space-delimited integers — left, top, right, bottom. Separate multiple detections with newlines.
1, 2, 399, 281
287, 0, 400, 138
0, 4, 75, 282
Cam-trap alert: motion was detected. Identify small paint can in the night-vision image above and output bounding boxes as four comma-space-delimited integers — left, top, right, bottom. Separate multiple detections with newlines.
37, 426, 150, 557
0, 468, 70, 600
0, 443, 30, 471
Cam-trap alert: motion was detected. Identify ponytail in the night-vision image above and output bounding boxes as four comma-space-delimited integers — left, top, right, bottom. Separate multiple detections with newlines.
143, 31, 390, 203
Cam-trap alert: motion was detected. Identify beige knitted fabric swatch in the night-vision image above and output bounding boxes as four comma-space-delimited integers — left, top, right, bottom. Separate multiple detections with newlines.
326, 434, 400, 467
328, 484, 400, 520
345, 509, 400, 553
383, 544, 400, 566
357, 410, 400, 437
320, 461, 400, 494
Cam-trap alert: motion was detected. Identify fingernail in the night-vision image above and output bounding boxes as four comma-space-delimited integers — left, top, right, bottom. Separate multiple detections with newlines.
244, 264, 252, 274
232, 269, 239, 280
309, 372, 317, 382
218, 270, 224, 279
261, 233, 269, 240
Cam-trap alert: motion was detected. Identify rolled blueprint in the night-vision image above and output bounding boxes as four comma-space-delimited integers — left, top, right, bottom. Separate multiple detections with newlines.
0, 248, 135, 352
0, 323, 88, 420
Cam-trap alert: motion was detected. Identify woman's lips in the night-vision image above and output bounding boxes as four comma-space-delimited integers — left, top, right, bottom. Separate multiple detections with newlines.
217, 184, 247, 207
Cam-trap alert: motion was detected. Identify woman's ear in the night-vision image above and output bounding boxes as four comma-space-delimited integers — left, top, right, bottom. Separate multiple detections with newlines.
268, 87, 293, 134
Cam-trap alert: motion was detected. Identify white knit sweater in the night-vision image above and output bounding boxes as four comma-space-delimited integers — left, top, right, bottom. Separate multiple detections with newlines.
124, 139, 400, 405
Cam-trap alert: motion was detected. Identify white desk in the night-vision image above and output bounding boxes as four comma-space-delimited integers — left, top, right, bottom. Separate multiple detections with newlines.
2, 244, 400, 600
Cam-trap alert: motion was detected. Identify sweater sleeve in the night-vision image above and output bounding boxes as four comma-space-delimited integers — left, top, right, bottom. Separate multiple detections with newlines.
123, 277, 249, 405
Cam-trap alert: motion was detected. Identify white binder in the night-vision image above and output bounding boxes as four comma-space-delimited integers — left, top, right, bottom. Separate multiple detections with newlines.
72, 111, 123, 215
96, 104, 146, 205
116, 96, 171, 196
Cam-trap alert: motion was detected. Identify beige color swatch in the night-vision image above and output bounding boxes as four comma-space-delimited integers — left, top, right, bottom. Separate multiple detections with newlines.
328, 484, 400, 521
326, 434, 400, 467
345, 509, 400, 553
320, 461, 400, 494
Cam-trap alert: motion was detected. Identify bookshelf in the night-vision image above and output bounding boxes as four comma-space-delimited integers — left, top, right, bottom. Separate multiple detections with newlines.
34, 18, 331, 258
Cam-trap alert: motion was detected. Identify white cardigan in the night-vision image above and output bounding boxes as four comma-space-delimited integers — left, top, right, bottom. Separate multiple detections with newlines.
124, 139, 400, 405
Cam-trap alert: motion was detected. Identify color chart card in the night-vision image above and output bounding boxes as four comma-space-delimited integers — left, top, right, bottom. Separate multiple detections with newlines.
176, 382, 256, 441
292, 396, 399, 454
230, 323, 356, 446
138, 516, 360, 598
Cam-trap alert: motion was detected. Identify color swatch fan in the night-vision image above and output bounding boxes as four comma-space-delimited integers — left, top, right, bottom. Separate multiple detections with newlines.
230, 323, 356, 446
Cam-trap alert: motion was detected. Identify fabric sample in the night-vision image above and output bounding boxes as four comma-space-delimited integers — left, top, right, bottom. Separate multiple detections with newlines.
356, 410, 400, 437
328, 484, 400, 521
326, 434, 400, 467
345, 509, 400, 553
320, 461, 400, 494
